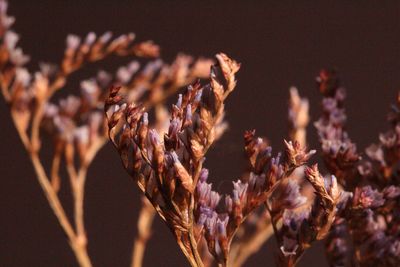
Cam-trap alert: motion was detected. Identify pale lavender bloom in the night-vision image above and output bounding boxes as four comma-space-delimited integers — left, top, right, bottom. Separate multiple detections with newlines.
0, 0, 7, 13
197, 213, 207, 227
379, 131, 397, 148
269, 179, 306, 212
354, 186, 385, 209
336, 190, 353, 211
59, 95, 81, 116
232, 180, 248, 201
99, 31, 112, 43
335, 87, 346, 102
66, 34, 81, 50
128, 61, 140, 73
197, 181, 212, 206
216, 215, 229, 237
176, 94, 183, 108
194, 90, 203, 103
321, 97, 337, 113
142, 112, 149, 126
88, 112, 103, 133
383, 186, 400, 199
114, 34, 129, 43
117, 67, 132, 84
248, 172, 265, 193
43, 103, 59, 118
357, 161, 373, 177
53, 116, 75, 141
80, 79, 99, 105
9, 47, 29, 65
185, 104, 192, 121
389, 240, 400, 257
0, 0, 7, 14
149, 129, 161, 147
168, 118, 181, 137
97, 70, 112, 88
199, 205, 214, 218
199, 168, 209, 182
15, 68, 31, 86
209, 191, 221, 209
117, 61, 140, 84
84, 32, 96, 46
142, 59, 162, 76
232, 189, 240, 204
74, 126, 90, 145
225, 195, 233, 213
4, 30, 18, 49
39, 62, 58, 77
205, 210, 218, 235
0, 13, 14, 28
329, 109, 346, 126
0, 0, 14, 28
282, 209, 310, 232
324, 175, 339, 196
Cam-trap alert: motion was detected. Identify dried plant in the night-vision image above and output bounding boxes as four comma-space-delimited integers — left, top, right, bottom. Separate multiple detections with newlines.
315, 69, 400, 267
228, 86, 310, 267
2, 1, 400, 267
105, 53, 321, 267
104, 60, 400, 267
0, 1, 212, 266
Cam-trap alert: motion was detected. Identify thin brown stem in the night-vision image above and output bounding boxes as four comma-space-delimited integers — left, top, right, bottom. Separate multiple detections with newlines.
188, 227, 204, 267
51, 145, 62, 192
0, 73, 10, 101
230, 217, 273, 267
75, 168, 88, 243
131, 197, 156, 267
30, 153, 92, 267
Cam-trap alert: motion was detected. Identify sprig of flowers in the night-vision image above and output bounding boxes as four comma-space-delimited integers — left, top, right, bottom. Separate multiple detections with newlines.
0, 1, 212, 266
105, 56, 320, 266
315, 70, 400, 267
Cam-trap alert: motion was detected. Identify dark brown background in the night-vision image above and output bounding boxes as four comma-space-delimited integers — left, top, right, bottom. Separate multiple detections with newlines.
1, 0, 400, 266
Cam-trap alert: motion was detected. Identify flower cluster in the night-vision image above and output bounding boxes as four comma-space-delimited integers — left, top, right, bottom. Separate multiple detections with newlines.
3, 0, 400, 266
106, 54, 322, 267
314, 69, 361, 188
0, 1, 212, 266
315, 70, 400, 267
106, 54, 239, 266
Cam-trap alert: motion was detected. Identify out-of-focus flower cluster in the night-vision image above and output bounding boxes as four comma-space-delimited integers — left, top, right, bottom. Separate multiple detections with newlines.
2, 0, 400, 266
0, 0, 212, 190
0, 0, 213, 266
315, 69, 400, 267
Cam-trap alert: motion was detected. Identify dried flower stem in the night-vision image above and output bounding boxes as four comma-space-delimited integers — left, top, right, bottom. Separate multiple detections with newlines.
0, 2, 214, 265
106, 53, 240, 267
30, 151, 92, 267
229, 213, 273, 267
227, 88, 310, 267
7, 85, 94, 266
131, 196, 156, 267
